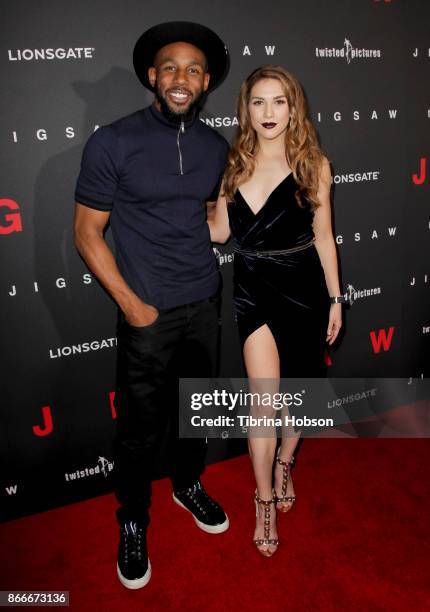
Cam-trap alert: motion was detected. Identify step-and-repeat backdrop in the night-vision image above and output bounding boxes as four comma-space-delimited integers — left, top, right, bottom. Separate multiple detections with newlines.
1, 0, 429, 521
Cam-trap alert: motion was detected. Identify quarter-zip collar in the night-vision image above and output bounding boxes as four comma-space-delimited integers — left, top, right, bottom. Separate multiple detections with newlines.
148, 102, 198, 131
148, 103, 197, 176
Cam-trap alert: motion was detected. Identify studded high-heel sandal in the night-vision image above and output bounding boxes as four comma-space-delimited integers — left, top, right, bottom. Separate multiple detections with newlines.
253, 491, 279, 557
275, 453, 296, 513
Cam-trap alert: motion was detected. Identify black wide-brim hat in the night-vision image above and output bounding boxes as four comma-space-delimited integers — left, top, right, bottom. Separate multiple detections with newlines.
133, 21, 229, 92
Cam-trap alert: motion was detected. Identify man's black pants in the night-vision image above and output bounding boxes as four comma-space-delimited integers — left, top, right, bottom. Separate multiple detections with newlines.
113, 295, 220, 526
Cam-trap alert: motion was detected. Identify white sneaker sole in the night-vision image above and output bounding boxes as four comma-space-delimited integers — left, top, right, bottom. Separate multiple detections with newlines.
117, 559, 152, 589
172, 493, 230, 534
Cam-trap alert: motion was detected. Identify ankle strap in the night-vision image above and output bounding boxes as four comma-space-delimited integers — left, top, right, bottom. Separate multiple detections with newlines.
276, 455, 294, 467
255, 491, 276, 505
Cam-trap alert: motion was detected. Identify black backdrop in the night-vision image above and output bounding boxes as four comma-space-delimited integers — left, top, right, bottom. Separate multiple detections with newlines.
1, 0, 429, 522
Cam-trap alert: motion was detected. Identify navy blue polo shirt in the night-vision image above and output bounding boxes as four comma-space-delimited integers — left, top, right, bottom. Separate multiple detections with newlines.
75, 104, 229, 308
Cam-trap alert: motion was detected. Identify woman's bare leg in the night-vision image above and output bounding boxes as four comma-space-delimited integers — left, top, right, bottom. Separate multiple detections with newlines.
274, 427, 300, 511
243, 324, 280, 554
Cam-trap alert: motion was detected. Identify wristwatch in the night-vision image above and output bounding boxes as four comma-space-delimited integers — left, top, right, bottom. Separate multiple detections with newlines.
330, 295, 348, 304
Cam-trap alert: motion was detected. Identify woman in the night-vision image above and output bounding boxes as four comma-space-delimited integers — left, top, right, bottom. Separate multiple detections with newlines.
208, 66, 343, 556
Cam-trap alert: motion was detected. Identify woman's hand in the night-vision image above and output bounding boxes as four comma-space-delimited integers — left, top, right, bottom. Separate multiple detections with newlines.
206, 182, 231, 244
326, 303, 342, 345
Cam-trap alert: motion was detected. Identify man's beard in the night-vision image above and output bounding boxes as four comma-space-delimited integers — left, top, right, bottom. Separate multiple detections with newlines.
155, 87, 205, 124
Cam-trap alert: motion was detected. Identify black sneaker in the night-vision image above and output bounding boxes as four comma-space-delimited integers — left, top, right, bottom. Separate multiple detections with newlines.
172, 480, 229, 534
117, 521, 151, 589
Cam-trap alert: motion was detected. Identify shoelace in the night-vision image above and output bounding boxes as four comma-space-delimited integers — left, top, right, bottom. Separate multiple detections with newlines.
122, 521, 145, 561
186, 482, 218, 508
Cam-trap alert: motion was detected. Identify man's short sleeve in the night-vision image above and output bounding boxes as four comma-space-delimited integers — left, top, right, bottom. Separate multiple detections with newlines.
208, 137, 230, 201
75, 126, 122, 211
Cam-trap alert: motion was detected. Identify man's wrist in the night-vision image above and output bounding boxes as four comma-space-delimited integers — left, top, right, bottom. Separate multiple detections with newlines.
118, 293, 144, 318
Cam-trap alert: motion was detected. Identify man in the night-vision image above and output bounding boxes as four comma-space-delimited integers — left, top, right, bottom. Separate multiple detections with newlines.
74, 21, 230, 589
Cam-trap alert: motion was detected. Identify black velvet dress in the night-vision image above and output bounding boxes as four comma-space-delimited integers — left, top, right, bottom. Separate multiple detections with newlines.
228, 172, 330, 377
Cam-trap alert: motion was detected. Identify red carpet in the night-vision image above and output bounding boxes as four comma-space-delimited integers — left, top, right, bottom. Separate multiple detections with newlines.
1, 439, 430, 611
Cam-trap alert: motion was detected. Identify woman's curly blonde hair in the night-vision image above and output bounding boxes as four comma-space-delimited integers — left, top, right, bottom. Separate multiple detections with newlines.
223, 65, 326, 209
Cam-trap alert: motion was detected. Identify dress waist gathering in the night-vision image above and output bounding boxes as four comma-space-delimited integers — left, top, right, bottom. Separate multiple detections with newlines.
234, 237, 315, 258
